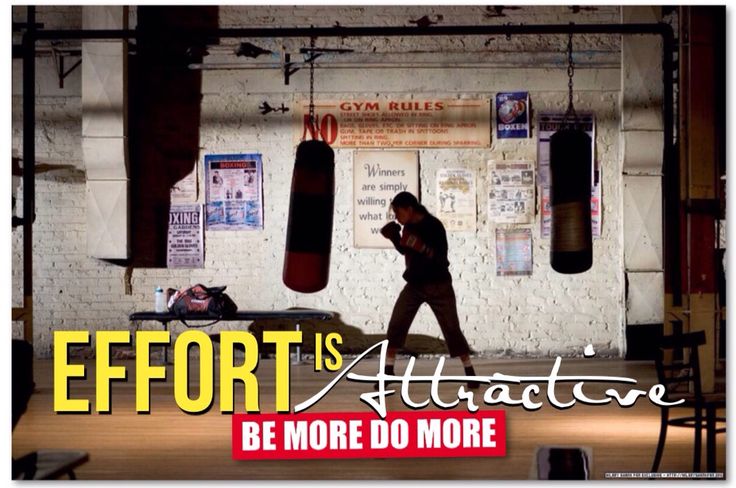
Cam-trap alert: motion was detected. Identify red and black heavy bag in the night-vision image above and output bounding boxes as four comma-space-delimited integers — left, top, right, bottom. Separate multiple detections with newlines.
168, 284, 238, 320
549, 128, 593, 274
282, 140, 335, 293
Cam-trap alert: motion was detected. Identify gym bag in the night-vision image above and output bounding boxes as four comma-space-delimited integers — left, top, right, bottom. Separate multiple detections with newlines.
168, 284, 238, 324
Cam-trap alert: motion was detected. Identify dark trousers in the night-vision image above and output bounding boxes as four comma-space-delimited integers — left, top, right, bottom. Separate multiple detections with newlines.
387, 281, 471, 357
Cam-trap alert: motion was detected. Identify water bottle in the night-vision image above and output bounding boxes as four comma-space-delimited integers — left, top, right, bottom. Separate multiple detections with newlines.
154, 286, 167, 313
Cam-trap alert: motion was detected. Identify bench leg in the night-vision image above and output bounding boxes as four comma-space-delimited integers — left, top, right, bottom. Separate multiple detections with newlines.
294, 322, 301, 364
162, 321, 170, 364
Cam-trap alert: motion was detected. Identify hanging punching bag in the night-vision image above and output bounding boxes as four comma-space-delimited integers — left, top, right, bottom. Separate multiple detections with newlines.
549, 128, 593, 274
283, 139, 335, 293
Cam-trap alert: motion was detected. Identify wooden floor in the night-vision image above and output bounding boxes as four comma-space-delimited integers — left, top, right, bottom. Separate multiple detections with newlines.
12, 356, 726, 480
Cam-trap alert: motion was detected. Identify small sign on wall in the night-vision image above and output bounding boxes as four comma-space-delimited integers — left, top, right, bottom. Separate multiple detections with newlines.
353, 151, 419, 248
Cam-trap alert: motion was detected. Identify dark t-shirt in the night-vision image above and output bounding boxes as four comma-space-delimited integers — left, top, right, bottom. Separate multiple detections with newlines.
394, 213, 452, 284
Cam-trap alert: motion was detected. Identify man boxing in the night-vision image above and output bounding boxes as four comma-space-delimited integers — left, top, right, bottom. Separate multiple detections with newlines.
380, 191, 479, 389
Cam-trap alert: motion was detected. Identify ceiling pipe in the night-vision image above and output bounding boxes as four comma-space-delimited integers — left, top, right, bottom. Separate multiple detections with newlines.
32, 22, 671, 40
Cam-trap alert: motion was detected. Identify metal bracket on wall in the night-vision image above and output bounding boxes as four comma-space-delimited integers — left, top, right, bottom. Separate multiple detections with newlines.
283, 47, 354, 85
283, 52, 297, 85
51, 47, 81, 89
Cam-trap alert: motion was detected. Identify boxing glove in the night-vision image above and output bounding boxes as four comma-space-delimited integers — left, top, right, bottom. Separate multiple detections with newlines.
400, 232, 433, 257
380, 222, 401, 242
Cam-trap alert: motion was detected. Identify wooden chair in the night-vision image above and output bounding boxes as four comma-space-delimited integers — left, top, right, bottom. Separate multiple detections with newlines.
651, 331, 726, 473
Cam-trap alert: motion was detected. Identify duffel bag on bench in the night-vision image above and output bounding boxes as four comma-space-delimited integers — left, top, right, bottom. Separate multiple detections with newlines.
168, 284, 237, 325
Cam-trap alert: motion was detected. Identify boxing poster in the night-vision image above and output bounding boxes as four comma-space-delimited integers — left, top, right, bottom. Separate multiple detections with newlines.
436, 168, 477, 232
496, 91, 530, 139
488, 160, 535, 224
166, 203, 204, 268
204, 153, 263, 231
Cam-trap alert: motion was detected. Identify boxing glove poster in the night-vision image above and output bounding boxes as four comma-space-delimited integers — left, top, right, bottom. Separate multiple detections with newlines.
496, 92, 530, 139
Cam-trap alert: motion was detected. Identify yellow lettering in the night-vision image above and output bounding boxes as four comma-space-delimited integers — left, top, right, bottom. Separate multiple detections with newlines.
95, 331, 130, 413
174, 331, 214, 413
135, 331, 169, 413
314, 333, 323, 372
53, 331, 90, 413
219, 331, 259, 413
263, 331, 302, 412
324, 333, 343, 371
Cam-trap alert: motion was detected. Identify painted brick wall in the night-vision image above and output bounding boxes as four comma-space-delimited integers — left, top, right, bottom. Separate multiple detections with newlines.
12, 5, 629, 358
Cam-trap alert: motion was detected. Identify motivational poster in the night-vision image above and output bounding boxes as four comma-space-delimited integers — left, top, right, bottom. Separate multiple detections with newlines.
353, 151, 419, 248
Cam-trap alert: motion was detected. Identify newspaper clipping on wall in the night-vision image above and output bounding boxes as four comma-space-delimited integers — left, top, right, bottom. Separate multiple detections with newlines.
204, 153, 263, 231
436, 168, 477, 232
496, 91, 530, 139
495, 228, 533, 276
167, 203, 204, 268
353, 151, 419, 248
488, 160, 535, 224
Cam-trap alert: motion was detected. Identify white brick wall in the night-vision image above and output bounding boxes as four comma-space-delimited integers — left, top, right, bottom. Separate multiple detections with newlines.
12, 5, 629, 358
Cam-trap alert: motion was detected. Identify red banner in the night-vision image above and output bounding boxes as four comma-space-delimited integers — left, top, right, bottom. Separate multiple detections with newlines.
232, 410, 505, 460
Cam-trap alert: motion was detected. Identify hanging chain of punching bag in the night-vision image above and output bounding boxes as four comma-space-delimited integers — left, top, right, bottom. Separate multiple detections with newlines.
549, 29, 593, 274
283, 34, 336, 293
565, 31, 576, 122
308, 35, 316, 134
